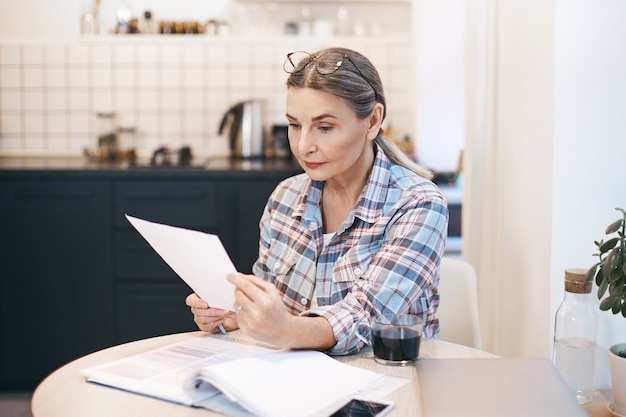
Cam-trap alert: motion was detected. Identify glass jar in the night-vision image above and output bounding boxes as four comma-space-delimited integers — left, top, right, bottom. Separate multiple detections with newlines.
552, 268, 597, 404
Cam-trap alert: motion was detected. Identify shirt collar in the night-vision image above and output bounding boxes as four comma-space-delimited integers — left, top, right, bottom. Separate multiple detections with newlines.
353, 143, 391, 224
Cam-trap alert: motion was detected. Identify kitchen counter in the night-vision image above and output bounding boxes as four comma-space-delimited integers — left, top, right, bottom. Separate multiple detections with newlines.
0, 155, 304, 179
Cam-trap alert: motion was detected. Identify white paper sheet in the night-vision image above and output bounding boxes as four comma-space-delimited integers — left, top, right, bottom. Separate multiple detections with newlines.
126, 214, 237, 311
194, 350, 387, 417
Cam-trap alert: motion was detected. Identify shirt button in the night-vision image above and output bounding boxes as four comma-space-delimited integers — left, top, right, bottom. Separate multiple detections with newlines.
308, 221, 317, 231
273, 261, 281, 270
353, 267, 363, 277
301, 297, 308, 305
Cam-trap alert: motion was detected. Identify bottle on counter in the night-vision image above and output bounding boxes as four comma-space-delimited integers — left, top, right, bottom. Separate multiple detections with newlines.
552, 268, 597, 404
80, 0, 100, 35
116, 0, 132, 34
141, 10, 154, 34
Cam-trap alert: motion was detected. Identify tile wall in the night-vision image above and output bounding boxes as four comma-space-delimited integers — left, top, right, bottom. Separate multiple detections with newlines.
0, 37, 413, 156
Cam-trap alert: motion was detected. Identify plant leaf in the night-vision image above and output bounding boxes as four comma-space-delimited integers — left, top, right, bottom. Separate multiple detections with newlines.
595, 267, 605, 287
585, 264, 598, 283
609, 247, 623, 269
600, 296, 615, 311
609, 281, 624, 295
599, 237, 619, 254
622, 301, 626, 318
612, 299, 622, 314
609, 265, 624, 283
598, 277, 609, 299
601, 258, 613, 284
605, 218, 624, 234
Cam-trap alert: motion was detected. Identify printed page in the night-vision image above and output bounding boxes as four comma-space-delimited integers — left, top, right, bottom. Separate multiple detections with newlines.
125, 214, 237, 311
81, 336, 274, 406
195, 350, 387, 417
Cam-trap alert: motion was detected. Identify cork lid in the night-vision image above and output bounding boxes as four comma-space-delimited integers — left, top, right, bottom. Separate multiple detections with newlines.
564, 268, 592, 294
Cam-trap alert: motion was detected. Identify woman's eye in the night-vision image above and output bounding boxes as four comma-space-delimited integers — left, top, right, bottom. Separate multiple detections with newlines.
318, 125, 333, 132
288, 122, 301, 130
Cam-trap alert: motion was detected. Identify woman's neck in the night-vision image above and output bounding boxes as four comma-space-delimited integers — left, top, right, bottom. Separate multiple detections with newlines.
321, 145, 375, 233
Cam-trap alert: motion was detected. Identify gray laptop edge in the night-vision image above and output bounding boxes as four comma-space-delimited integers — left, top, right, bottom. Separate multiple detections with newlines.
416, 358, 587, 417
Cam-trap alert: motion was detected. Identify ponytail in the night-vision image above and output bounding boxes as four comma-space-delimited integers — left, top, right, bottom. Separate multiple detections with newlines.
374, 134, 433, 180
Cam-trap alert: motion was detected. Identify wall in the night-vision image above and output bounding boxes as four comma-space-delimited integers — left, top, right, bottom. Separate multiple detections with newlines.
0, 0, 417, 159
551, 0, 626, 389
0, 37, 412, 156
413, 0, 464, 172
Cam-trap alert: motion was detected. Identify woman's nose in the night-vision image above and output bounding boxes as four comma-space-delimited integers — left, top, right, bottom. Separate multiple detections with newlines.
298, 129, 316, 155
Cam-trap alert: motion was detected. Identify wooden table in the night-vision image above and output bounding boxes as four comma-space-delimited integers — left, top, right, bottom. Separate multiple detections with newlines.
31, 331, 496, 417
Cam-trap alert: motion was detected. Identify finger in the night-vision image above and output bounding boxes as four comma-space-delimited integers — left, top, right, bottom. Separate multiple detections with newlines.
227, 273, 273, 291
185, 293, 208, 308
195, 317, 225, 333
227, 273, 271, 304
191, 307, 229, 318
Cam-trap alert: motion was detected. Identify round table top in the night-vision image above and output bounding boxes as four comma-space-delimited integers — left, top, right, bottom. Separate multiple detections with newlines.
31, 331, 496, 417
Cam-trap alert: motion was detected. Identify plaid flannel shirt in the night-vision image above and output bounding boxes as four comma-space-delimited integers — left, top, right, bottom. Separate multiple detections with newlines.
253, 144, 448, 355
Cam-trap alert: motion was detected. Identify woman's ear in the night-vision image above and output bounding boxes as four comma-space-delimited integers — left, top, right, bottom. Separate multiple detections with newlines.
366, 103, 384, 141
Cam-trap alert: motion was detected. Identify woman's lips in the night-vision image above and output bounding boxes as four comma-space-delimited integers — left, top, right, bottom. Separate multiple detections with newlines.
303, 161, 325, 169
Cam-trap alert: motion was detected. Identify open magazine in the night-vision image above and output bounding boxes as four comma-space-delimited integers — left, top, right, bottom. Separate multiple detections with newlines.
81, 335, 406, 417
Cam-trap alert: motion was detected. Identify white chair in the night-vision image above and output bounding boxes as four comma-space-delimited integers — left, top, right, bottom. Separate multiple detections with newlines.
437, 257, 482, 349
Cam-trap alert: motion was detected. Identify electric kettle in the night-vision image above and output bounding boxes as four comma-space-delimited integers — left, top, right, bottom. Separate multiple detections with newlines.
218, 100, 266, 159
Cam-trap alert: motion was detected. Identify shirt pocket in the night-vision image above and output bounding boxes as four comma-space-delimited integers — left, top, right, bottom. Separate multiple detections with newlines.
266, 243, 300, 277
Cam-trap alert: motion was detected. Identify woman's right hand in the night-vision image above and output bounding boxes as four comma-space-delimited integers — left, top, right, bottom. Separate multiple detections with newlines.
185, 293, 238, 333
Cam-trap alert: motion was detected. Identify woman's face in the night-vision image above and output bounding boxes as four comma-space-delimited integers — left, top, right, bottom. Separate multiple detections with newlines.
286, 87, 377, 183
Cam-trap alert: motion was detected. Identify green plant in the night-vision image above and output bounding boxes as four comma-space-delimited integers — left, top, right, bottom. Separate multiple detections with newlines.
585, 207, 626, 317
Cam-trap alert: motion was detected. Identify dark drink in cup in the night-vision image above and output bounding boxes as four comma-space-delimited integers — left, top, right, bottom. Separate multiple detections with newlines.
373, 325, 421, 363
368, 313, 423, 366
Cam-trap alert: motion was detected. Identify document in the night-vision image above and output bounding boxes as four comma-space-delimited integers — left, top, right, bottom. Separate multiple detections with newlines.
126, 214, 237, 311
81, 335, 399, 417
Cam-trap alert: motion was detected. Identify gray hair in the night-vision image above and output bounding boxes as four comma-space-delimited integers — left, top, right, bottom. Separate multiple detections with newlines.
286, 47, 432, 179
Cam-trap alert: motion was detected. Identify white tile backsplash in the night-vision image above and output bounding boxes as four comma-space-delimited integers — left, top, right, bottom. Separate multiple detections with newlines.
1, 67, 21, 88
1, 112, 20, 132
23, 91, 45, 110
46, 44, 67, 65
67, 44, 90, 65
47, 90, 67, 110
46, 67, 67, 88
0, 45, 21, 65
1, 90, 21, 111
22, 45, 44, 65
0, 37, 414, 155
23, 67, 45, 88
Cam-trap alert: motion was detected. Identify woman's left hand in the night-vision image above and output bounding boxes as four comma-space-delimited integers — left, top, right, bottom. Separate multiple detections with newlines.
227, 273, 295, 346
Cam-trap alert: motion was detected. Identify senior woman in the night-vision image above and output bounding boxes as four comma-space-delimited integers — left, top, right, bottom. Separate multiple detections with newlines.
186, 47, 448, 355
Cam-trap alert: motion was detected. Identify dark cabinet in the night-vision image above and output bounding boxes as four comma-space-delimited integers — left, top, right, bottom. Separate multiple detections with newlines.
112, 180, 220, 345
0, 180, 114, 390
219, 179, 280, 274
113, 180, 218, 229
116, 283, 198, 343
0, 162, 301, 390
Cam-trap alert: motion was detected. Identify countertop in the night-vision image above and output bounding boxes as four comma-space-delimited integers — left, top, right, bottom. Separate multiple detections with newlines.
0, 155, 304, 179
0, 155, 463, 204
